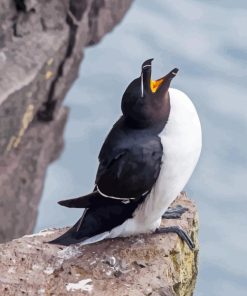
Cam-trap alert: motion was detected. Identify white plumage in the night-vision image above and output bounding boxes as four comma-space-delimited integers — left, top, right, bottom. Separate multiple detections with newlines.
82, 88, 202, 244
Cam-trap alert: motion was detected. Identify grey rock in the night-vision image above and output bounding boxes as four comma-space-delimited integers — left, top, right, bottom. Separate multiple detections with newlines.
0, 0, 133, 242
0, 107, 68, 242
0, 193, 199, 296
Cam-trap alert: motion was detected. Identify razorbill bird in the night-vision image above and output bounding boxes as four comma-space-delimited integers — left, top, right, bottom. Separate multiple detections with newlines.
49, 59, 202, 249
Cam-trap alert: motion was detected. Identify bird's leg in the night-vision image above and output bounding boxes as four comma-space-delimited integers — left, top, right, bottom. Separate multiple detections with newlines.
155, 226, 195, 250
162, 205, 188, 219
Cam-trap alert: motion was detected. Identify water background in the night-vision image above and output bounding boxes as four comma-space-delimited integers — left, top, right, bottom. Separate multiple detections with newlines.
35, 1, 247, 295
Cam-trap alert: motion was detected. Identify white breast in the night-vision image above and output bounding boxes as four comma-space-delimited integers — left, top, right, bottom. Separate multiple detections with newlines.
107, 88, 202, 238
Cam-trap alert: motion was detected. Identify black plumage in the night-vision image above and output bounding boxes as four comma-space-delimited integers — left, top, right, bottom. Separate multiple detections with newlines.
49, 59, 178, 246
96, 117, 163, 199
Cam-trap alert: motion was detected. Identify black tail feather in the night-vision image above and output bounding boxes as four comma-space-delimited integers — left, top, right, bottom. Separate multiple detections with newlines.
48, 229, 88, 246
48, 215, 89, 246
48, 198, 141, 246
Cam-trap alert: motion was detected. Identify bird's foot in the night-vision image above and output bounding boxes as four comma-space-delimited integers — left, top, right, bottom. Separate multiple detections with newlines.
162, 205, 188, 219
155, 226, 195, 250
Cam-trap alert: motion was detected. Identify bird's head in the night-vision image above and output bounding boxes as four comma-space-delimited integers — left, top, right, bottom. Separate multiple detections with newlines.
121, 59, 178, 128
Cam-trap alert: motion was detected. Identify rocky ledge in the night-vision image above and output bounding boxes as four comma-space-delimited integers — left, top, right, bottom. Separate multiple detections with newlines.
0, 193, 199, 296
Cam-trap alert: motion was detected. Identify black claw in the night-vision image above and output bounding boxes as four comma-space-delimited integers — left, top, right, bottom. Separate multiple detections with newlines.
155, 226, 195, 250
162, 205, 188, 219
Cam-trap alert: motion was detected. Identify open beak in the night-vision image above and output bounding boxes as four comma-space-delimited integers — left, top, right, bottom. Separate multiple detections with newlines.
150, 78, 164, 93
141, 59, 179, 96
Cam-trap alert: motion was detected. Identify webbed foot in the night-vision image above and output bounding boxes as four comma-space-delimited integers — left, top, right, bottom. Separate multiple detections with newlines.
155, 226, 195, 250
162, 205, 188, 219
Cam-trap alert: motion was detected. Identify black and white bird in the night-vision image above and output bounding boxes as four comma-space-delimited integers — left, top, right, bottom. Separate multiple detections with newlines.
49, 59, 202, 249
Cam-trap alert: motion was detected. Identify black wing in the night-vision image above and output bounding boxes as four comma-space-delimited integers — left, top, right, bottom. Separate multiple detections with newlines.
95, 118, 163, 199
51, 119, 164, 245
58, 118, 163, 208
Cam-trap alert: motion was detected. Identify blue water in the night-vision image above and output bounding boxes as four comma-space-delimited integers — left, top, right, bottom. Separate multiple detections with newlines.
35, 1, 247, 295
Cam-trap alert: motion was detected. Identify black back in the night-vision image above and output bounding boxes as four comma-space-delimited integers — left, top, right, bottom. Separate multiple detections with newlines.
50, 59, 179, 246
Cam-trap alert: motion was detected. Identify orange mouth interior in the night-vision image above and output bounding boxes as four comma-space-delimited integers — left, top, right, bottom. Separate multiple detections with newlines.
150, 78, 164, 93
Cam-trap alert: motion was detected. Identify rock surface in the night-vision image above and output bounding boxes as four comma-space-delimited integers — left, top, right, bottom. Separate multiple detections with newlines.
0, 107, 68, 242
0, 193, 199, 296
0, 0, 133, 242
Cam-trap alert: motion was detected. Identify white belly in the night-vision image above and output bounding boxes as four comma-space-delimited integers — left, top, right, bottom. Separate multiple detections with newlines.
107, 88, 202, 238
83, 88, 202, 244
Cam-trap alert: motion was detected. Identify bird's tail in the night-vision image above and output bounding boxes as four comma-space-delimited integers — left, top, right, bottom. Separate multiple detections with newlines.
48, 192, 139, 246
48, 213, 90, 246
